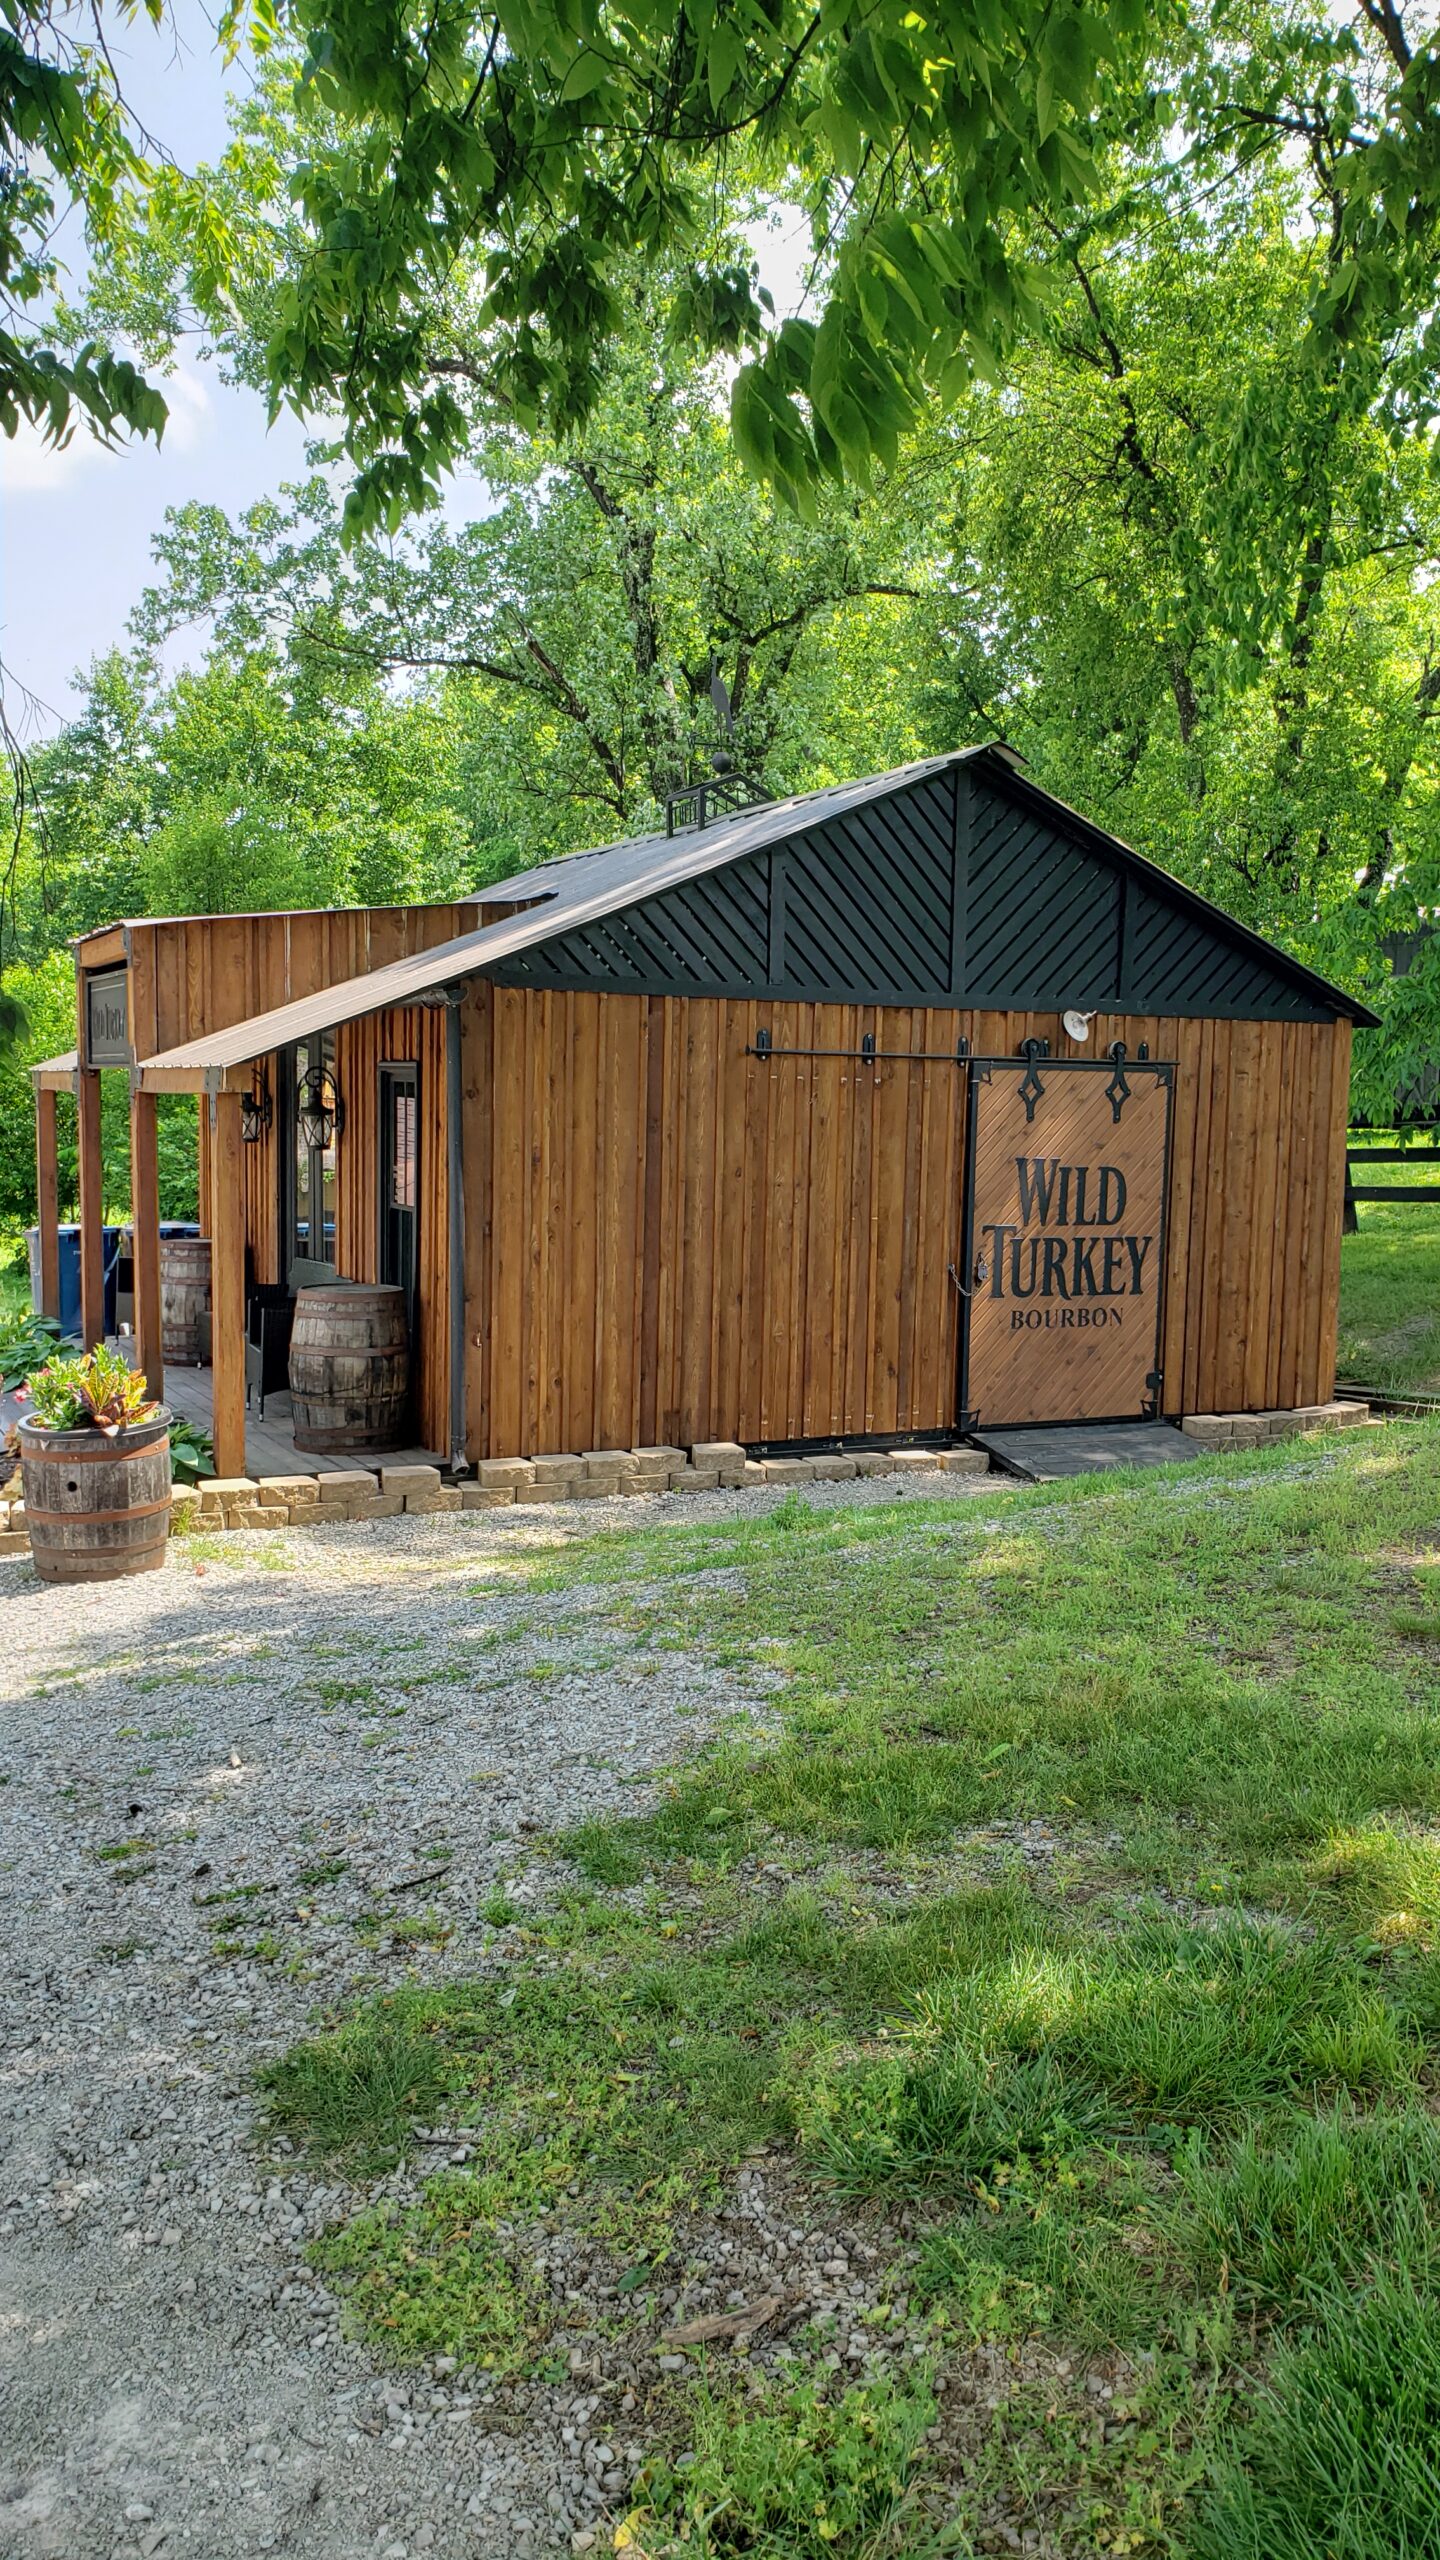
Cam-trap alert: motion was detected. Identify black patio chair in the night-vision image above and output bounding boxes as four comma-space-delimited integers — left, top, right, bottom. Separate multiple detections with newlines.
245, 1285, 294, 1418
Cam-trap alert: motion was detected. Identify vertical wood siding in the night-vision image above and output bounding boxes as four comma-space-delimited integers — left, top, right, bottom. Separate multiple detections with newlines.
119, 901, 482, 1061
462, 990, 1350, 1457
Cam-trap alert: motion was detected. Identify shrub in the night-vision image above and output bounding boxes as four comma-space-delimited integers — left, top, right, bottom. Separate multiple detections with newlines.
0, 1308, 63, 1392
167, 1416, 215, 1484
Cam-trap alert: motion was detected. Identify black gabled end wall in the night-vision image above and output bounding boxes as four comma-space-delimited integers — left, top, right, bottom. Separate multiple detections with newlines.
488, 766, 1335, 1022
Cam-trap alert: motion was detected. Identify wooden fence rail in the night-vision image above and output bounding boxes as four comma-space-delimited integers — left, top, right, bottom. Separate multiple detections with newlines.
1344, 1136, 1440, 1232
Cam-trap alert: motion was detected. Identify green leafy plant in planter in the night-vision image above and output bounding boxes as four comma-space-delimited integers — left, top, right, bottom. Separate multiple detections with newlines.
24, 1344, 160, 1434
0, 1310, 64, 1394
167, 1417, 215, 1485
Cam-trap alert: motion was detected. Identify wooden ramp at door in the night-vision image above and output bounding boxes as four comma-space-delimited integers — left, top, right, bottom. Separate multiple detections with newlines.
968, 1421, 1205, 1481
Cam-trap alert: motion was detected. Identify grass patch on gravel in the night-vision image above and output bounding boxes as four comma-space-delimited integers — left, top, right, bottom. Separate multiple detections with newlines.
272, 1421, 1440, 2556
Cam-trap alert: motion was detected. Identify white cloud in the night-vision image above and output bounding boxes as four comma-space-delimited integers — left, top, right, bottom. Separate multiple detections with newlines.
0, 362, 212, 498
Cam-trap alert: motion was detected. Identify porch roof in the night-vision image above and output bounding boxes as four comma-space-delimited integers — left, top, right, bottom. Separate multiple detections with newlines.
30, 1050, 78, 1089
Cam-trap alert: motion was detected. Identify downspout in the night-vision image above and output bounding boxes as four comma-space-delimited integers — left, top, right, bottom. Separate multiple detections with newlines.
444, 987, 468, 1472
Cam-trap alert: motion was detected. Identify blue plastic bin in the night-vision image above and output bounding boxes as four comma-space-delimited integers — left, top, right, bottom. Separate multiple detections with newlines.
38, 1226, 123, 1340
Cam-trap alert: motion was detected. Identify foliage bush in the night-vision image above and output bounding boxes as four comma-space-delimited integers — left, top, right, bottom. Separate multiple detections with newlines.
0, 1308, 63, 1392
166, 1416, 214, 1484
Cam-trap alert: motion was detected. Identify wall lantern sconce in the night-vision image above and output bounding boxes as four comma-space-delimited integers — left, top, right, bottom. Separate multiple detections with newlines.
296, 1067, 343, 1152
240, 1075, 272, 1146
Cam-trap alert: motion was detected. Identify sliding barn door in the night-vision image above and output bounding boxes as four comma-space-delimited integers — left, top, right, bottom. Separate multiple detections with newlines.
961, 1056, 1173, 1428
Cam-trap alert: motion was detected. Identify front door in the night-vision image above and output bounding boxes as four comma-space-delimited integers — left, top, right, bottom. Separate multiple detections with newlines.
960, 1055, 1173, 1428
379, 1063, 420, 1350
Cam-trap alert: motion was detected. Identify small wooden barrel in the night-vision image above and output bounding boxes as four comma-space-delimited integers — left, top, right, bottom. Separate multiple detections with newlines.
289, 1284, 410, 1453
161, 1235, 212, 1365
19, 1412, 172, 1584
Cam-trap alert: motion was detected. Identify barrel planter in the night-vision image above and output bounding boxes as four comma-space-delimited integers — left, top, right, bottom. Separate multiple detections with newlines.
18, 1411, 172, 1584
161, 1234, 212, 1365
288, 1283, 410, 1453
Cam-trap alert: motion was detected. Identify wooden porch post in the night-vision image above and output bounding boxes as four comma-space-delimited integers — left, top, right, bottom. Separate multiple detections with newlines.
209, 1087, 247, 1478
77, 1067, 105, 1348
33, 1083, 60, 1320
130, 1081, 164, 1402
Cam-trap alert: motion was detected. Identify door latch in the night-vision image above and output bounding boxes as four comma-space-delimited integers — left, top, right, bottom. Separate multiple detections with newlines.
948, 1256, 987, 1298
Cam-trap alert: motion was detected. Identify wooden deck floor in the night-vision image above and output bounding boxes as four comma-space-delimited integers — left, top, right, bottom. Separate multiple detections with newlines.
161, 1364, 444, 1480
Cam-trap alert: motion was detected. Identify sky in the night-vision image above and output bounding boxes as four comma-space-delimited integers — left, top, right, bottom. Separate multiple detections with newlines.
0, 8, 813, 743
0, 3, 317, 738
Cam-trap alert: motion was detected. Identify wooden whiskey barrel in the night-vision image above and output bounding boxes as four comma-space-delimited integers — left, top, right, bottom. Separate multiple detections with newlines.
161, 1234, 212, 1365
18, 1412, 172, 1583
288, 1284, 410, 1453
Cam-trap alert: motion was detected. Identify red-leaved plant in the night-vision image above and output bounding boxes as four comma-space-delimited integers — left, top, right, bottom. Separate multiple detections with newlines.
25, 1344, 159, 1437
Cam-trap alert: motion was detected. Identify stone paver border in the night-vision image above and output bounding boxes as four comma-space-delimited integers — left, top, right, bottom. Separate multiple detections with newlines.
0, 1406, 1379, 1554
0, 1440, 992, 1550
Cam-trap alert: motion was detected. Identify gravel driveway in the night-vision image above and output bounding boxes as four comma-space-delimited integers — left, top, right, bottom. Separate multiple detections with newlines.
0, 1473, 981, 2560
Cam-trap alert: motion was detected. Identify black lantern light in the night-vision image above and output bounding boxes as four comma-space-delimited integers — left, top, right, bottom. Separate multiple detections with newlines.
296, 1066, 343, 1152
240, 1073, 272, 1145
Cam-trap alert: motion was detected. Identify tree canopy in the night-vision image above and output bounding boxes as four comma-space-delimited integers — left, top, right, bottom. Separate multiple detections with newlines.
146, 0, 1440, 553
5, 0, 1440, 1232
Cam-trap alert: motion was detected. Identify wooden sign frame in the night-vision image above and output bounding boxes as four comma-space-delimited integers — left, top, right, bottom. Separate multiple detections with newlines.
958, 1055, 1175, 1431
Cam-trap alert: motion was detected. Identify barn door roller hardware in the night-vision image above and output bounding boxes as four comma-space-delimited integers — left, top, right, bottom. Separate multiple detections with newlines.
749, 1028, 974, 1063
1017, 1036, 1049, 1122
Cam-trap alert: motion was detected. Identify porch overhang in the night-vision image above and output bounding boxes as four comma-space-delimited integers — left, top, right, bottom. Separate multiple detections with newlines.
30, 1050, 79, 1091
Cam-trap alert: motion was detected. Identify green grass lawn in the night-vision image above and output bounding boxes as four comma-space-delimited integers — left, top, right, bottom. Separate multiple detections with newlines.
1338, 1144, 1440, 1394
266, 1423, 1440, 2558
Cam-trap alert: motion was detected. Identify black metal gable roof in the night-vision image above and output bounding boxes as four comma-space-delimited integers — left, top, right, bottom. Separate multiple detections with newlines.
485, 747, 1378, 1026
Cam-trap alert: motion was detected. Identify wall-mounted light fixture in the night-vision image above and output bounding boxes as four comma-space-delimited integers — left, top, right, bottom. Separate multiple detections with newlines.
240, 1073, 272, 1146
296, 1067, 343, 1153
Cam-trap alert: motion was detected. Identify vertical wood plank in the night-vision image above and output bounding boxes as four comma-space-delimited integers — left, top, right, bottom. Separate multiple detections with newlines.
77, 1068, 105, 1349
639, 996, 666, 1447
842, 1009, 873, 1436
1160, 1020, 1201, 1414
490, 988, 527, 1456
1314, 1022, 1352, 1403
130, 1084, 164, 1403
461, 983, 492, 1461
1291, 1025, 1330, 1409
1243, 1024, 1284, 1411
738, 1005, 770, 1441
209, 1090, 247, 1477
34, 1086, 60, 1318
715, 1002, 749, 1438
1214, 1019, 1258, 1412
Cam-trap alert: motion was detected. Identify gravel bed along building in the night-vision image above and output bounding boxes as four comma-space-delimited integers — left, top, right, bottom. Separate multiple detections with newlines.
0, 1469, 991, 2560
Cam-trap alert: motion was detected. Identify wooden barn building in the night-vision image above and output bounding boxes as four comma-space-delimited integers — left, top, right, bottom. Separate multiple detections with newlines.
32, 745, 1375, 1480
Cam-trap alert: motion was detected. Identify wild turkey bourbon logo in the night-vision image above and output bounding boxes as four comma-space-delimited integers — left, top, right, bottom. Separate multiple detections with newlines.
982, 1157, 1154, 1331
964, 1062, 1171, 1425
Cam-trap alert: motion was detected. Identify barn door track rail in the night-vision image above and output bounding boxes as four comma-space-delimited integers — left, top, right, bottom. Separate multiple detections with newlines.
746, 1029, 975, 1063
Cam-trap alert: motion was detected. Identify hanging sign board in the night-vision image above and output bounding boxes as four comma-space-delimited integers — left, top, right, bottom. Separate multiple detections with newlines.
84, 968, 132, 1067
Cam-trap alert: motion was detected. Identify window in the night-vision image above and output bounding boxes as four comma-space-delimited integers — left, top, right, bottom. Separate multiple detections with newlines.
285, 1033, 338, 1265
390, 1087, 417, 1213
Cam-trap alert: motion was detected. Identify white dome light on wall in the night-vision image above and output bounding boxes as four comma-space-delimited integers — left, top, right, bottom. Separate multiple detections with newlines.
1063, 1009, 1096, 1042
